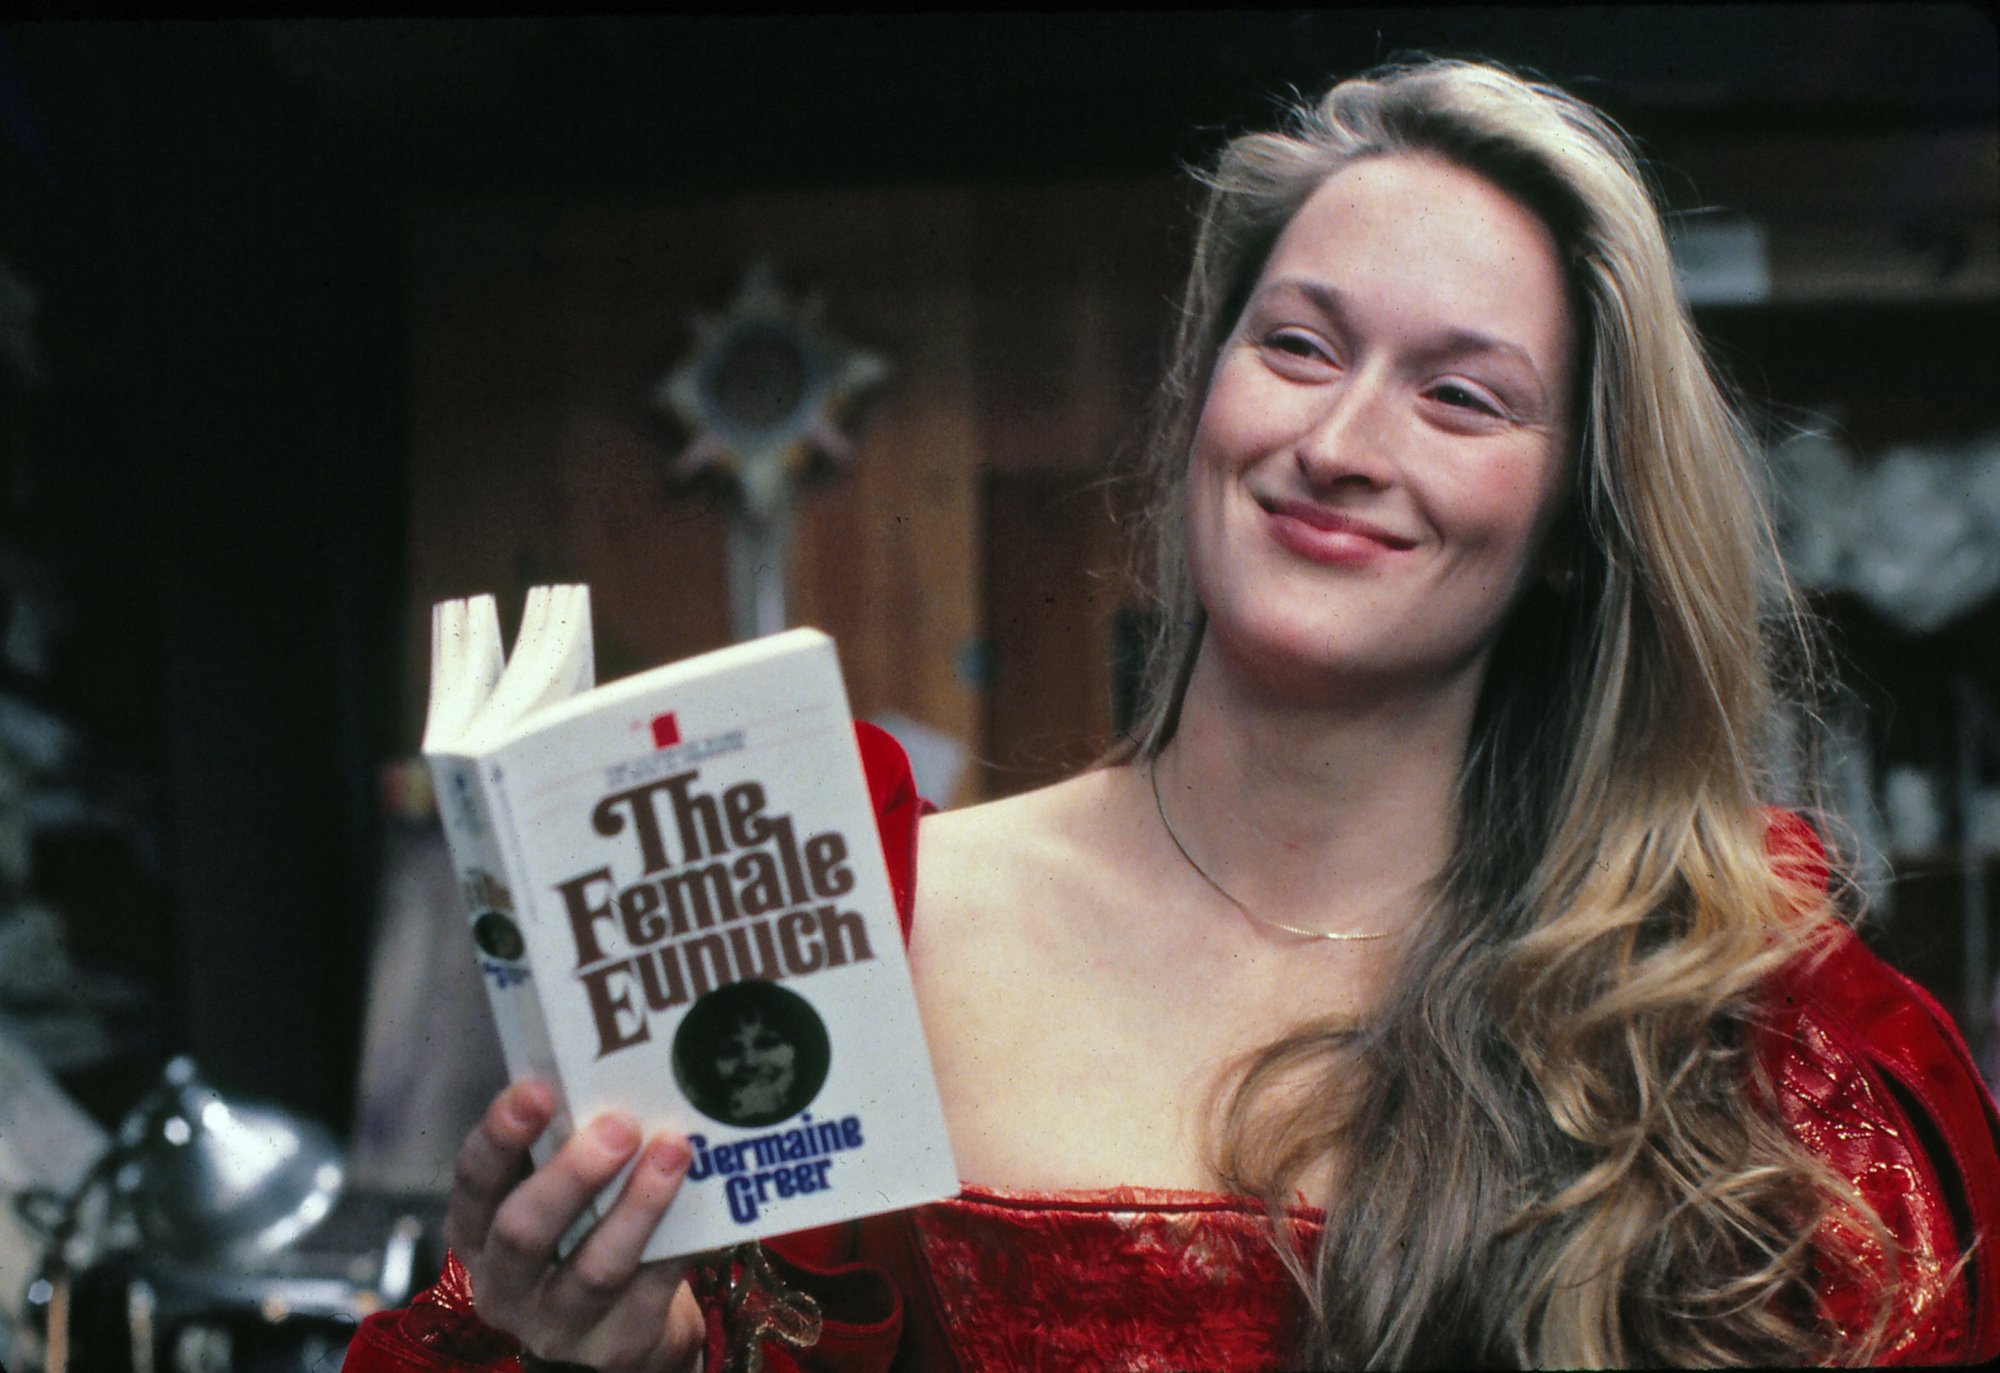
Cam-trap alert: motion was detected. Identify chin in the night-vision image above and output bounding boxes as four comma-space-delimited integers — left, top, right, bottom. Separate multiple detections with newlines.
1205, 608, 1493, 709
1209, 615, 1368, 696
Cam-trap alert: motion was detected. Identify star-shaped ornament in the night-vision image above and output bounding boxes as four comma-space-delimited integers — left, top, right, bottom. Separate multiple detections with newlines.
653, 262, 888, 524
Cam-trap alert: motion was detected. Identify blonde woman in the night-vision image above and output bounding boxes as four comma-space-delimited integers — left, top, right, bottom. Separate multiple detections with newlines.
351, 59, 2000, 1370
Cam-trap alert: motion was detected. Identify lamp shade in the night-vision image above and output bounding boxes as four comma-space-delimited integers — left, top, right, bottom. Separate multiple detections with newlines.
111, 1056, 344, 1266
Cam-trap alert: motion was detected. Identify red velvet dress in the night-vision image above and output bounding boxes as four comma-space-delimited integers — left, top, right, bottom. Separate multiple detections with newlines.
345, 737, 2000, 1370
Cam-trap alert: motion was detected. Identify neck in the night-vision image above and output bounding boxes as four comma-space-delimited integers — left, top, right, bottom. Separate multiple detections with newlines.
1152, 644, 1479, 939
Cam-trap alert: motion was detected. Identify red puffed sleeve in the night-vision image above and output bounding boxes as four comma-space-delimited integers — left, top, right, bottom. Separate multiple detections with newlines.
341, 1251, 534, 1372
1759, 813, 2000, 1365
853, 720, 928, 943
343, 724, 928, 1373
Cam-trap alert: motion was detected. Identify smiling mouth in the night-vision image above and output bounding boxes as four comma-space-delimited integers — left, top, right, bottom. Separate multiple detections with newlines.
1260, 498, 1418, 551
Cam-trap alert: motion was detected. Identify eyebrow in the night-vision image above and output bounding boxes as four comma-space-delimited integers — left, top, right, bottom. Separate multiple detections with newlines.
1255, 276, 1553, 406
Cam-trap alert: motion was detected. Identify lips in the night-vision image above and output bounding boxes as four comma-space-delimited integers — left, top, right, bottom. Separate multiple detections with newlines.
1259, 497, 1417, 563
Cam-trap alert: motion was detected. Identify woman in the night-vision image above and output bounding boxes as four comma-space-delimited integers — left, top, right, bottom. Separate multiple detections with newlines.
349, 59, 2000, 1370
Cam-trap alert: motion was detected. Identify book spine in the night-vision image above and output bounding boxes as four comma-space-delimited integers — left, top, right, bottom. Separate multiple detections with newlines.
426, 754, 584, 1180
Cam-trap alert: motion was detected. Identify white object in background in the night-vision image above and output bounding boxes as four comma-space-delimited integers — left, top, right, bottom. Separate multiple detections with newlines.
868, 712, 970, 810
0, 1025, 110, 1363
1849, 439, 2000, 634
1764, 421, 1863, 593
1668, 212, 1771, 306
1768, 421, 2000, 635
1883, 766, 1945, 854
349, 818, 508, 1196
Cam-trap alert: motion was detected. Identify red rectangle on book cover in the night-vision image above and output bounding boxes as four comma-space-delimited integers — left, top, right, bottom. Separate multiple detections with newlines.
651, 712, 681, 749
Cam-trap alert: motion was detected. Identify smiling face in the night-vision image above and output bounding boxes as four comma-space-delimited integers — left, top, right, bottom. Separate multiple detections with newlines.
1184, 153, 1577, 707
716, 1013, 797, 1117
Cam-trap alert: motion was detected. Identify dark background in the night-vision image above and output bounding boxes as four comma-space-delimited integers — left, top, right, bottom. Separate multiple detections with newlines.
0, 8, 1994, 1134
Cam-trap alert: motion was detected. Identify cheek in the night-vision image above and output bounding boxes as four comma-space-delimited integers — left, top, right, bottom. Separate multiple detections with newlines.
1186, 355, 1273, 473
1453, 455, 1566, 563
1181, 444, 1236, 601
1180, 485, 1214, 606
1184, 367, 1273, 506
1181, 421, 1228, 559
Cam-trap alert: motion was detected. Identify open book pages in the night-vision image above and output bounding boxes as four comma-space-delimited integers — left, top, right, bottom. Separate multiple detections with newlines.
424, 584, 595, 753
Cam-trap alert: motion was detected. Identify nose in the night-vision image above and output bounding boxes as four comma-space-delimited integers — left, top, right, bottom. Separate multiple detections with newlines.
1294, 367, 1398, 492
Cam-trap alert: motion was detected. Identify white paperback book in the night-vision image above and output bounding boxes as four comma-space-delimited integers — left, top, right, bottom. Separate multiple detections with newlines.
421, 585, 956, 1260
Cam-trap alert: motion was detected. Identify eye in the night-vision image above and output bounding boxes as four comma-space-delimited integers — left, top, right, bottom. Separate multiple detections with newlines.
1427, 381, 1505, 418
1258, 328, 1336, 372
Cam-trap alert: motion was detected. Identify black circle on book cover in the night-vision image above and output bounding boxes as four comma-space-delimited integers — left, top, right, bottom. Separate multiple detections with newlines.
672, 981, 831, 1128
472, 911, 525, 962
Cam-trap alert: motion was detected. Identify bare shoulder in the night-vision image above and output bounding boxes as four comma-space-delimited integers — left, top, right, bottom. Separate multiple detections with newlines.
912, 767, 1122, 945
907, 766, 1162, 1002
906, 764, 1168, 1185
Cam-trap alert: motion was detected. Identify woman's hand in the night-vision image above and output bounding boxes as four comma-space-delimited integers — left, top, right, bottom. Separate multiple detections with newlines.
444, 1079, 707, 1373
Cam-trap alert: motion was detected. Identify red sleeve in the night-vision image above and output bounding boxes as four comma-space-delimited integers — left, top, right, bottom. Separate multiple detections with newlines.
1760, 816, 2000, 1364
853, 719, 928, 945
343, 725, 928, 1373
341, 1252, 528, 1373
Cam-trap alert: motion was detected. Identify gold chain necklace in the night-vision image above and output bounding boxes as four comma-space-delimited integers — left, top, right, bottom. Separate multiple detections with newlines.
1149, 758, 1390, 943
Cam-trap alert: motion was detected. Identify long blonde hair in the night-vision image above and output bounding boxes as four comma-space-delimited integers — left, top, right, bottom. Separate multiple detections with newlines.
1124, 59, 1892, 1366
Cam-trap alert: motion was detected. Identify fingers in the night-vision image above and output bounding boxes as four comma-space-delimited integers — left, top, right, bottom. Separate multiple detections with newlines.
550, 1134, 694, 1308
665, 1280, 707, 1365
480, 1112, 645, 1302
528, 1266, 698, 1373
441, 1090, 704, 1372
445, 1079, 554, 1255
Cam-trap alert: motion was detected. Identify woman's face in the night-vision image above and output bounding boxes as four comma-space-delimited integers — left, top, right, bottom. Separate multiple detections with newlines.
1185, 153, 1576, 704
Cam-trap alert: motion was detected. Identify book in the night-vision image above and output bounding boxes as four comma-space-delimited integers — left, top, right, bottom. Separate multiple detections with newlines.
421, 585, 957, 1260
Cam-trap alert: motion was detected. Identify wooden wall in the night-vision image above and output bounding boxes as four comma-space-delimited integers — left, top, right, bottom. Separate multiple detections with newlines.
403, 127, 2000, 808
405, 178, 1185, 805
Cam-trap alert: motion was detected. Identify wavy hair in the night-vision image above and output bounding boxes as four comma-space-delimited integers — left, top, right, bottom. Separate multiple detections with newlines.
1120, 59, 1896, 1366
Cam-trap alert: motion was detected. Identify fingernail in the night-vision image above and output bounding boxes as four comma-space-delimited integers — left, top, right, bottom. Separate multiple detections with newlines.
506, 1083, 551, 1128
645, 1135, 692, 1176
589, 1115, 641, 1154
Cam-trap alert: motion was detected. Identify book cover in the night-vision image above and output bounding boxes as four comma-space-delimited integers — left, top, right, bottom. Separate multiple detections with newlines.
423, 588, 957, 1260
